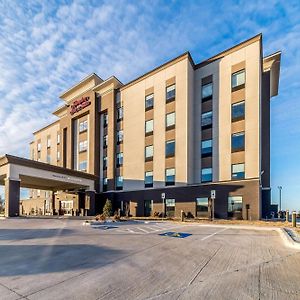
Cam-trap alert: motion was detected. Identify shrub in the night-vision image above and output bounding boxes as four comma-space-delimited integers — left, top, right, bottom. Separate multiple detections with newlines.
153, 211, 160, 217
103, 199, 113, 217
113, 214, 120, 221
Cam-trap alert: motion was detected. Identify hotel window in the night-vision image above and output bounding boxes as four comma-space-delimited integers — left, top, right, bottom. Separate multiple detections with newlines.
165, 168, 175, 186
57, 133, 60, 144
103, 178, 108, 191
37, 151, 41, 161
196, 197, 209, 217
201, 139, 212, 157
116, 176, 123, 190
79, 140, 88, 152
145, 145, 153, 161
37, 189, 41, 197
232, 163, 245, 180
145, 171, 153, 188
166, 84, 175, 102
201, 111, 212, 129
103, 135, 108, 148
79, 120, 88, 133
47, 154, 51, 164
47, 137, 51, 148
116, 152, 123, 167
103, 114, 108, 127
57, 151, 60, 161
201, 168, 212, 183
166, 140, 175, 157
145, 94, 154, 110
117, 107, 123, 121
103, 156, 107, 169
116, 91, 121, 104
232, 101, 245, 122
117, 130, 123, 144
202, 82, 213, 102
37, 143, 41, 152
145, 119, 154, 135
165, 199, 175, 217
228, 196, 243, 217
79, 161, 87, 172
232, 69, 245, 90
232, 132, 245, 152
166, 112, 175, 130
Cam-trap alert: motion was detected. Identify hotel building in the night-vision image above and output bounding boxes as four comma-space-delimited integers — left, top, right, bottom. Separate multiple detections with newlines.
23, 34, 280, 219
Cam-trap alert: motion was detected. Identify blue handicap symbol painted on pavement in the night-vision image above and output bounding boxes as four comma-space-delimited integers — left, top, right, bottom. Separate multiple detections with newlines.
159, 232, 192, 238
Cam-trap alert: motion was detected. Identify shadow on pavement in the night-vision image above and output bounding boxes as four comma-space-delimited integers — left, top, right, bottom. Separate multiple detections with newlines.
0, 244, 124, 277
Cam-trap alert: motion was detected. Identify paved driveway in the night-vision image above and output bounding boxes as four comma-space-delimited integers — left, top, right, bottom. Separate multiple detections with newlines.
0, 218, 299, 299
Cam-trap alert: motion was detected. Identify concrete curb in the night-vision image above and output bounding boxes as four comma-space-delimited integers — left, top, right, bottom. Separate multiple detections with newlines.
277, 228, 300, 250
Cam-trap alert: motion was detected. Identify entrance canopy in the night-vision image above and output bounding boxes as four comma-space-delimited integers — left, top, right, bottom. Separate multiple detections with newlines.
0, 154, 98, 217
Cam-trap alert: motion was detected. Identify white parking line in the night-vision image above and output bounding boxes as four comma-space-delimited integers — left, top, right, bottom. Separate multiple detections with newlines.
201, 227, 228, 241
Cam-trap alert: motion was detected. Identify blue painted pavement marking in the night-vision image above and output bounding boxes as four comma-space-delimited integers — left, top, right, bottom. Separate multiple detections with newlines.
159, 232, 192, 238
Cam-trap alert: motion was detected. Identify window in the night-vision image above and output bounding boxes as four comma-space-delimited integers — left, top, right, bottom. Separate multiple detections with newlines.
103, 156, 107, 169
201, 168, 212, 182
232, 163, 245, 180
145, 145, 153, 161
57, 151, 60, 161
37, 143, 41, 152
37, 189, 41, 197
79, 140, 88, 152
232, 69, 245, 90
165, 168, 175, 186
166, 140, 175, 157
117, 130, 123, 143
103, 177, 108, 191
232, 101, 245, 122
117, 107, 123, 121
201, 111, 212, 129
116, 152, 123, 167
37, 151, 41, 160
103, 135, 108, 148
201, 139, 212, 157
232, 132, 245, 152
145, 94, 154, 110
57, 133, 60, 144
165, 199, 175, 217
116, 91, 121, 104
79, 161, 87, 172
145, 171, 153, 188
145, 119, 154, 135
166, 112, 175, 129
47, 137, 51, 148
228, 196, 243, 218
196, 197, 209, 217
202, 83, 213, 101
47, 154, 51, 164
103, 114, 108, 127
79, 120, 88, 133
166, 84, 175, 102
116, 176, 123, 190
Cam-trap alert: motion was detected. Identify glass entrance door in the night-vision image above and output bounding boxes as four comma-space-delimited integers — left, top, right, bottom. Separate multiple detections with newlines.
144, 200, 152, 217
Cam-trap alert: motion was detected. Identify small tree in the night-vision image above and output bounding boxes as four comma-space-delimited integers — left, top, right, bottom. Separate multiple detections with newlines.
103, 199, 113, 217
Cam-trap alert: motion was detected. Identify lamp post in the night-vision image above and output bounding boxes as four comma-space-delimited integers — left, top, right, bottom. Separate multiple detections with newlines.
278, 186, 282, 212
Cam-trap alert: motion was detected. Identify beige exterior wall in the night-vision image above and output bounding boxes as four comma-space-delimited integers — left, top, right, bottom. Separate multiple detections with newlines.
122, 56, 190, 191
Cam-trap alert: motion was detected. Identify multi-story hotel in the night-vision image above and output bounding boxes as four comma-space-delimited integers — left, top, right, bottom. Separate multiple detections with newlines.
19, 34, 280, 220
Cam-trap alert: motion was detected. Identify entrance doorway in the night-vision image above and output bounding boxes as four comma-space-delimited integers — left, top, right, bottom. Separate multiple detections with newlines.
144, 200, 152, 217
61, 200, 73, 216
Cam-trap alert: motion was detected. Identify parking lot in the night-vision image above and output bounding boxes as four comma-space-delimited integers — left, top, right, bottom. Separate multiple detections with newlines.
0, 218, 300, 300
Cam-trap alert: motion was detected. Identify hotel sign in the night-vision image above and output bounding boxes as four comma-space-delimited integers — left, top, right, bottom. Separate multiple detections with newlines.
70, 96, 91, 115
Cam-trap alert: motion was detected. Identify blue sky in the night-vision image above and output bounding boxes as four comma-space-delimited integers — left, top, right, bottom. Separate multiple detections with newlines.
0, 0, 299, 210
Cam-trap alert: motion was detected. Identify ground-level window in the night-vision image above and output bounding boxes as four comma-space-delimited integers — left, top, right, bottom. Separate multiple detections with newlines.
228, 196, 243, 219
196, 197, 209, 217
165, 198, 175, 217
